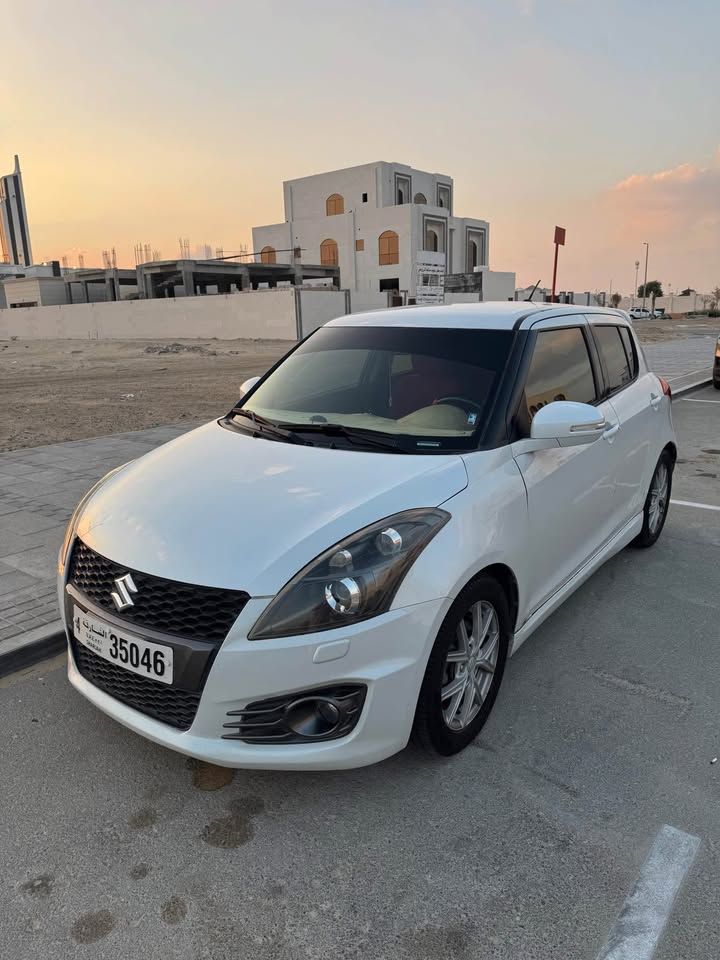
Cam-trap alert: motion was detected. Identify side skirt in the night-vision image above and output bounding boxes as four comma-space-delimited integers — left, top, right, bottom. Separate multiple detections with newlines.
510, 512, 644, 655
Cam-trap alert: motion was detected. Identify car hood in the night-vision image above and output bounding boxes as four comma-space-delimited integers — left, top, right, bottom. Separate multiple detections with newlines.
76, 420, 468, 595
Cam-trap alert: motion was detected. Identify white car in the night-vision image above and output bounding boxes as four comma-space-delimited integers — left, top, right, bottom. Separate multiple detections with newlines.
628, 308, 651, 319
58, 303, 676, 770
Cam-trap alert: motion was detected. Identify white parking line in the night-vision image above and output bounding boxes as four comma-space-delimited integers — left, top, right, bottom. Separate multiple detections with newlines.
671, 499, 720, 513
681, 398, 720, 404
595, 825, 700, 960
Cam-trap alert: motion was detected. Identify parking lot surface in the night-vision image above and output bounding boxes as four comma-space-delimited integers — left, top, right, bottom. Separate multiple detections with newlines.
0, 386, 718, 960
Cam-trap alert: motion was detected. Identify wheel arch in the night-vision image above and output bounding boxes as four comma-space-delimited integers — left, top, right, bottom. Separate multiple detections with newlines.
473, 563, 520, 634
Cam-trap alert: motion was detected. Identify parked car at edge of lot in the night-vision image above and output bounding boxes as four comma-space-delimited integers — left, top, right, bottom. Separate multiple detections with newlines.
57, 303, 677, 770
652, 308, 666, 318
714, 334, 720, 389
628, 307, 652, 319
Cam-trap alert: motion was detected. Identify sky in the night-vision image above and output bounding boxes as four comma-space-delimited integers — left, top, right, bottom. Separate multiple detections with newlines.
3, 0, 719, 294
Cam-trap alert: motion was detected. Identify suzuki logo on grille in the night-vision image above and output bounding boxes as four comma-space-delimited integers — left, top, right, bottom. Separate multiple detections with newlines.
111, 573, 138, 612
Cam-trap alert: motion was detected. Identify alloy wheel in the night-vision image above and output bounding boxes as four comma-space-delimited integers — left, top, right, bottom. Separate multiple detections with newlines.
648, 461, 669, 535
441, 600, 500, 731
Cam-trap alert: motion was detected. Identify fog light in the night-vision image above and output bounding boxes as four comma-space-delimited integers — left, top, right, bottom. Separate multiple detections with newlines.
284, 697, 341, 738
376, 527, 402, 556
324, 577, 361, 614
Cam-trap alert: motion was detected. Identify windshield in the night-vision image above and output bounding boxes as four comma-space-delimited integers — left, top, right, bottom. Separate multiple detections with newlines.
232, 325, 513, 452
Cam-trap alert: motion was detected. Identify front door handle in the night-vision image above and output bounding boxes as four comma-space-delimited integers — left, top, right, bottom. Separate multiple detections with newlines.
603, 422, 620, 440
650, 392, 661, 409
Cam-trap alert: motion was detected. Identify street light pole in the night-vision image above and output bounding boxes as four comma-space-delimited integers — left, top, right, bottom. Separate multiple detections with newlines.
633, 260, 639, 308
641, 242, 649, 312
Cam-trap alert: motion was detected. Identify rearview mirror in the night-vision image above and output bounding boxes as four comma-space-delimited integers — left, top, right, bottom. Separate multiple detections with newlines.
239, 376, 260, 398
531, 401, 606, 447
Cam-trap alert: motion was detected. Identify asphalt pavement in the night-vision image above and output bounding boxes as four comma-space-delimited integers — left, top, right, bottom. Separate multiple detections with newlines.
0, 385, 718, 960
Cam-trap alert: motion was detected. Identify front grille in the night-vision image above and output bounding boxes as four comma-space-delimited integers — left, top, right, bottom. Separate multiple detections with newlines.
69, 540, 249, 643
72, 643, 201, 730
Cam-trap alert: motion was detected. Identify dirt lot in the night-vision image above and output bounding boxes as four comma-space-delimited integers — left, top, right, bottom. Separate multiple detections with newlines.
0, 339, 291, 451
1, 315, 715, 452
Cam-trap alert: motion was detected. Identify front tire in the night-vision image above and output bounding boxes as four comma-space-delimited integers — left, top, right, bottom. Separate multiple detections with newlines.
413, 576, 510, 756
632, 450, 673, 548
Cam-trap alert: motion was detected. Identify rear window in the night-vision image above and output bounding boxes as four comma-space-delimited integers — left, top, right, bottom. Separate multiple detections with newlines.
594, 325, 634, 393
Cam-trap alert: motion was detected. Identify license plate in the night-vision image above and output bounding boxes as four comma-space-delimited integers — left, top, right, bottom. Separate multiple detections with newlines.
73, 605, 174, 685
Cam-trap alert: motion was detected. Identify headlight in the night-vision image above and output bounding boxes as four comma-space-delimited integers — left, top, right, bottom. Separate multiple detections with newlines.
248, 508, 450, 640
57, 463, 130, 574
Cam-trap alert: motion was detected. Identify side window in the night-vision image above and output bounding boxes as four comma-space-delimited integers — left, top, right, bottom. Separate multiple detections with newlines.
522, 327, 597, 430
594, 325, 633, 393
618, 326, 638, 378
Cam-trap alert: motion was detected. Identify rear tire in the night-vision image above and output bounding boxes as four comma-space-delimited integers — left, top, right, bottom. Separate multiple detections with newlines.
632, 450, 673, 548
713, 378, 720, 390
413, 575, 510, 756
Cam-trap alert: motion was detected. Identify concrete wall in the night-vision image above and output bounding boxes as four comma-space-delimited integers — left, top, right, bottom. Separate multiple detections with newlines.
480, 269, 515, 301
0, 288, 350, 340
297, 289, 351, 336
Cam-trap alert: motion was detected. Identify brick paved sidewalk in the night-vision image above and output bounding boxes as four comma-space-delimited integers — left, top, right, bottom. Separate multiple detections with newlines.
0, 423, 197, 670
0, 333, 714, 672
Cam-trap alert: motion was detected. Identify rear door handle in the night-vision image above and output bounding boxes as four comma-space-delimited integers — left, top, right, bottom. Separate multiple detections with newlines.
603, 422, 620, 439
650, 392, 661, 409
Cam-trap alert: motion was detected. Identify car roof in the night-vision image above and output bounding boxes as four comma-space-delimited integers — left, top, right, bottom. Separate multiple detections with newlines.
328, 301, 629, 331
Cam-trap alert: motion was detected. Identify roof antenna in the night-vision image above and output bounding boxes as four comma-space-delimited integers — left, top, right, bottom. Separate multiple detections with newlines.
525, 280, 541, 302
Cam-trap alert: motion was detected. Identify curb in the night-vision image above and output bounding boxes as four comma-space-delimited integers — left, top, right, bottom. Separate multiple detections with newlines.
670, 374, 713, 398
0, 620, 66, 679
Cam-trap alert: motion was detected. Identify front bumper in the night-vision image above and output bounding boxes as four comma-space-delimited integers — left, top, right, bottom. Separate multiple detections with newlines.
63, 594, 451, 770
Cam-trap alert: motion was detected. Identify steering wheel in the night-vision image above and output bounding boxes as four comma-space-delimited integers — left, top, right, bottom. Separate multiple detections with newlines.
435, 396, 483, 415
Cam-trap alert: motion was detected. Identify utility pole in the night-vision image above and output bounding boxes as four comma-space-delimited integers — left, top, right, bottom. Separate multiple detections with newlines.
641, 242, 649, 312
633, 260, 640, 308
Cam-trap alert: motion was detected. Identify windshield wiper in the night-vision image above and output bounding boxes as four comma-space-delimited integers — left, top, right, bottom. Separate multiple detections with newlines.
231, 409, 309, 445
276, 422, 406, 453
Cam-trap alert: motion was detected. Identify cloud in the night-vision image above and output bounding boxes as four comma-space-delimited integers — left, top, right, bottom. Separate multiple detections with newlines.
610, 149, 720, 234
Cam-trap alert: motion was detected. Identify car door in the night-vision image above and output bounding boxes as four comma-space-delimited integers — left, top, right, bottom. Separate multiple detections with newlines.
512, 320, 620, 615
588, 319, 655, 524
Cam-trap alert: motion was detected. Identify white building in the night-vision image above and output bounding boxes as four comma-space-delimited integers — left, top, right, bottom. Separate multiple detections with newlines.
252, 162, 514, 313
1, 276, 68, 308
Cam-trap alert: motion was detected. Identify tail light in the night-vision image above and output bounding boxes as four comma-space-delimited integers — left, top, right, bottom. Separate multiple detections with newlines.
659, 376, 672, 399
715, 337, 720, 359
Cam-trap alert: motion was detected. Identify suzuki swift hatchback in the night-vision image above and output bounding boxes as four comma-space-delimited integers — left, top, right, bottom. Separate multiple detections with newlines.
58, 303, 676, 769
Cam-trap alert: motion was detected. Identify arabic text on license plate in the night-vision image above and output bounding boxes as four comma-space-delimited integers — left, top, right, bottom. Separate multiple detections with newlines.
73, 605, 174, 685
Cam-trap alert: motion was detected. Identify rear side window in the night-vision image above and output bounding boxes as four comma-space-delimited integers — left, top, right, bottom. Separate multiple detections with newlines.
618, 326, 638, 378
523, 327, 597, 425
594, 325, 634, 393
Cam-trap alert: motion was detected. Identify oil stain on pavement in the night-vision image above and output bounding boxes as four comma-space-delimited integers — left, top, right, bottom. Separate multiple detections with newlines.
70, 909, 116, 944
160, 895, 188, 924
21, 874, 54, 898
200, 795, 265, 848
127, 806, 157, 830
187, 758, 236, 791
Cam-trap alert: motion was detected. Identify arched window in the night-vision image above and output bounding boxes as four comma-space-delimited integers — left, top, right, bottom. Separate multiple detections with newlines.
426, 228, 439, 253
469, 239, 478, 269
320, 238, 339, 266
260, 245, 276, 264
378, 230, 399, 265
413, 192, 427, 204
326, 194, 345, 216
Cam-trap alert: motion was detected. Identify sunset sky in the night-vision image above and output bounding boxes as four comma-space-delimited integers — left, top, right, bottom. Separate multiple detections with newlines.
4, 0, 719, 293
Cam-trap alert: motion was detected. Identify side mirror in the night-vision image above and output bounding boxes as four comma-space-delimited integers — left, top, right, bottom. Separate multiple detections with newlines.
239, 376, 260, 398
531, 401, 606, 447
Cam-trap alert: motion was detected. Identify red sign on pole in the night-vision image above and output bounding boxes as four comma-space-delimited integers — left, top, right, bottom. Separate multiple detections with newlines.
554, 225, 566, 246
